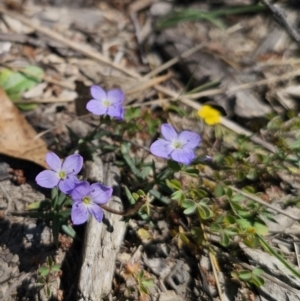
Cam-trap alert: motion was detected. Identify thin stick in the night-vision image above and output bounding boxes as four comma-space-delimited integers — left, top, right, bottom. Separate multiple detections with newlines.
230, 186, 300, 222
154, 84, 277, 153
0, 5, 141, 79
100, 196, 147, 217
143, 43, 206, 80
260, 0, 300, 44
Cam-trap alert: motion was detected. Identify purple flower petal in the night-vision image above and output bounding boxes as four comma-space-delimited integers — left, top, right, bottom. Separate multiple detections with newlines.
46, 152, 62, 171
107, 89, 125, 105
107, 105, 124, 120
59, 175, 79, 194
86, 99, 107, 115
90, 85, 106, 101
62, 154, 83, 175
90, 183, 112, 205
70, 181, 90, 202
150, 139, 173, 159
171, 148, 195, 165
178, 131, 201, 149
88, 204, 104, 222
161, 124, 178, 141
71, 202, 89, 225
36, 170, 60, 188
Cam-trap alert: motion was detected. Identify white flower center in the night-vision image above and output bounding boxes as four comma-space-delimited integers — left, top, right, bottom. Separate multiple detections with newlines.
58, 170, 66, 179
171, 140, 183, 149
103, 99, 111, 107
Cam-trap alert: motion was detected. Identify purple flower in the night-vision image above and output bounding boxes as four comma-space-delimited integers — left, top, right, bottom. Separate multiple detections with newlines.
36, 152, 83, 194
70, 181, 112, 225
150, 124, 201, 165
86, 85, 124, 120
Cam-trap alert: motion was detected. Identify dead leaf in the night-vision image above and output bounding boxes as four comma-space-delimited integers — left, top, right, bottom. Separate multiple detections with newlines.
0, 87, 48, 168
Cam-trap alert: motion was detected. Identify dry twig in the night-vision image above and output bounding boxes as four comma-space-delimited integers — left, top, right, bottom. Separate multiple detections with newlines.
260, 0, 300, 44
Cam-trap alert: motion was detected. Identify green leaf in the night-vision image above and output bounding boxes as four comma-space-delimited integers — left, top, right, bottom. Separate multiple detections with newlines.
252, 268, 264, 276
242, 186, 255, 194
236, 170, 245, 181
51, 264, 61, 272
166, 179, 181, 190
214, 184, 224, 197
183, 203, 197, 215
220, 231, 230, 246
149, 189, 170, 204
58, 209, 71, 219
179, 233, 190, 244
122, 153, 142, 179
137, 189, 146, 196
61, 224, 77, 239
231, 194, 244, 202
141, 279, 155, 288
0, 66, 44, 106
238, 270, 252, 280
198, 204, 213, 219
236, 218, 252, 229
251, 275, 265, 287
167, 160, 181, 171
210, 223, 222, 232
140, 166, 151, 179
56, 192, 67, 209
226, 187, 233, 198
253, 222, 269, 235
45, 285, 51, 297
184, 168, 199, 176
171, 190, 184, 201
27, 200, 51, 211
125, 185, 136, 205
52, 214, 60, 247
38, 267, 50, 277
181, 199, 195, 208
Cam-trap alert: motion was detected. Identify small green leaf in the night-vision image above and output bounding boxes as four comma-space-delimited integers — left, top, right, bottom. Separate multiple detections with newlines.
141, 279, 155, 288
167, 160, 181, 171
210, 223, 222, 232
61, 224, 77, 239
184, 168, 199, 176
38, 267, 50, 277
236, 170, 245, 181
125, 186, 136, 205
52, 214, 60, 247
166, 179, 181, 190
231, 194, 244, 202
140, 166, 151, 179
183, 203, 197, 215
51, 264, 61, 272
171, 190, 184, 201
253, 222, 269, 235
236, 218, 252, 229
27, 200, 51, 210
242, 186, 255, 194
179, 233, 190, 244
252, 268, 264, 276
220, 231, 230, 246
214, 184, 224, 197
226, 187, 233, 198
251, 275, 265, 287
181, 199, 195, 208
45, 285, 51, 297
238, 270, 252, 280
197, 204, 213, 219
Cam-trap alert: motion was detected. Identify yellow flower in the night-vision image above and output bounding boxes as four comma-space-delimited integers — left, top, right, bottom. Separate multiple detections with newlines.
197, 105, 221, 125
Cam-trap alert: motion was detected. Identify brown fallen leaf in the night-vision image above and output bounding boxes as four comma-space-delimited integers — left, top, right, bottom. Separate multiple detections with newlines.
0, 87, 48, 169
